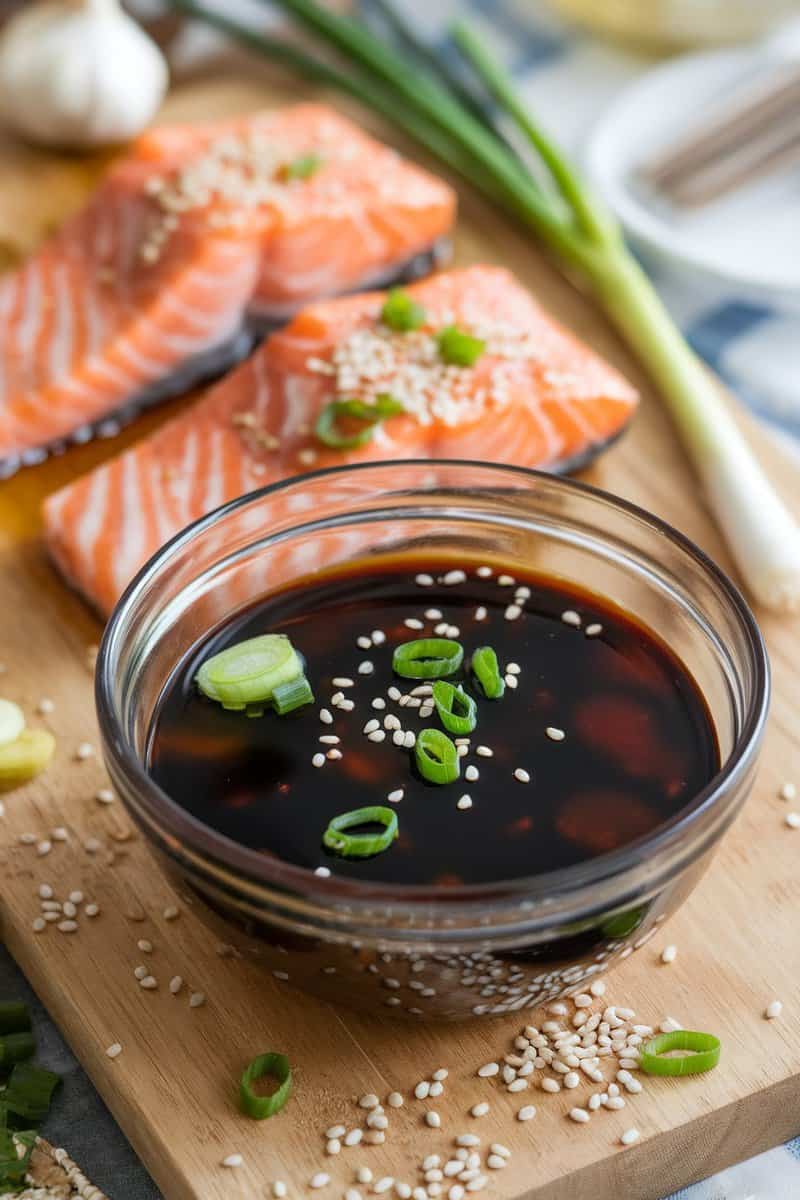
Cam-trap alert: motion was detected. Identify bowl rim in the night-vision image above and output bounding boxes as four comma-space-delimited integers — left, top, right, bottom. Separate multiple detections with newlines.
96, 459, 770, 910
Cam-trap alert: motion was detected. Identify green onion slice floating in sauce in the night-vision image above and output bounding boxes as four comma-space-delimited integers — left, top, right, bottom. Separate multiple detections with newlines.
315, 395, 404, 450
381, 288, 426, 332
239, 1052, 293, 1120
282, 152, 323, 180
639, 1031, 721, 1077
437, 325, 486, 367
415, 728, 460, 785
471, 646, 505, 699
196, 634, 303, 711
323, 806, 399, 858
431, 681, 477, 735
392, 638, 464, 680
272, 676, 314, 715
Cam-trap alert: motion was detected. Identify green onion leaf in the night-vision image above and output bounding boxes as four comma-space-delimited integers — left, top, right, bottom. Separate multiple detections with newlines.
0, 1127, 36, 1189
392, 638, 464, 680
0, 1034, 36, 1071
639, 1031, 721, 1077
323, 806, 398, 858
0, 1004, 31, 1038
431, 681, 477, 735
2, 1063, 61, 1122
415, 728, 460, 785
282, 152, 323, 180
471, 646, 504, 699
240, 1052, 292, 1119
437, 325, 485, 367
272, 675, 315, 715
196, 634, 302, 711
315, 395, 404, 449
381, 288, 426, 332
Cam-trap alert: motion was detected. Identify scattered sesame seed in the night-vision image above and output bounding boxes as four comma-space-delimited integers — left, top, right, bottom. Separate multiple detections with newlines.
765, 999, 783, 1019
568, 1108, 590, 1124
372, 698, 387, 710
62, 902, 77, 918
106, 1043, 123, 1060
333, 677, 354, 688
371, 631, 386, 645
416, 574, 434, 587
368, 730, 386, 743
373, 1178, 394, 1195
785, 812, 800, 829
474, 607, 487, 622
464, 765, 479, 783
38, 884, 53, 899
345, 1129, 363, 1147
388, 789, 404, 806
457, 795, 473, 811
274, 1183, 288, 1198
545, 727, 565, 742
470, 1102, 489, 1118
660, 944, 678, 964
163, 905, 179, 921
475, 745, 493, 758
36, 840, 52, 857
497, 575, 515, 587
357, 636, 372, 650
137, 939, 153, 954
428, 1081, 443, 1098
84, 837, 101, 854
541, 1078, 561, 1094
85, 903, 99, 918
19, 833, 36, 844
312, 753, 326, 768
69, 890, 83, 904
359, 1093, 380, 1109
425, 609, 443, 621
320, 708, 334, 725
513, 768, 530, 783
561, 610, 581, 627
359, 661, 375, 675
189, 992, 206, 1008
75, 742, 95, 761
222, 1154, 244, 1169
415, 1081, 430, 1099
52, 827, 69, 842
779, 781, 797, 802
585, 624, 603, 637
310, 1173, 330, 1189
517, 1105, 536, 1122
139, 975, 157, 989
32, 917, 46, 933
37, 698, 55, 715
620, 1128, 640, 1146
477, 1062, 499, 1078
315, 866, 332, 878
326, 1139, 342, 1156
425, 1111, 441, 1128
387, 1091, 404, 1108
357, 1167, 374, 1184
169, 976, 183, 995
365, 1131, 385, 1145
403, 731, 416, 748
507, 1078, 528, 1093
405, 619, 424, 630
443, 571, 466, 586
504, 605, 522, 621
486, 1157, 506, 1171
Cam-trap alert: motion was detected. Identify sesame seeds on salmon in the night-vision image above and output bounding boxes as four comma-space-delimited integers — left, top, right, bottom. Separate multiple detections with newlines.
43, 266, 638, 616
0, 104, 455, 474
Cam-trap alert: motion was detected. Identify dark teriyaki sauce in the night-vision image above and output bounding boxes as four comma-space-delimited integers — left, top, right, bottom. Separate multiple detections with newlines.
147, 559, 720, 887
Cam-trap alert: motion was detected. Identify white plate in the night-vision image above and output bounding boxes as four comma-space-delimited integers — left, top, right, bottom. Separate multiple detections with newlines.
585, 44, 800, 312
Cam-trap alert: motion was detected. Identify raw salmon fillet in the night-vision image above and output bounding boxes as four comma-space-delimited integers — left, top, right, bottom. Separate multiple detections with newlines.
44, 266, 638, 616
0, 104, 455, 474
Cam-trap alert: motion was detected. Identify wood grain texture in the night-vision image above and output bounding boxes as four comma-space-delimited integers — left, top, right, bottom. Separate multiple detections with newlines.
1, 74, 799, 1200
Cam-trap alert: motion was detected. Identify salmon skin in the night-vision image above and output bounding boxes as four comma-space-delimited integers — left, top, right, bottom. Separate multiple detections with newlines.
0, 104, 455, 476
44, 266, 638, 617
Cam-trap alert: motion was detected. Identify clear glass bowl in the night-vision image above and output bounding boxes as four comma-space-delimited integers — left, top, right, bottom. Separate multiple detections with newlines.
96, 461, 769, 1020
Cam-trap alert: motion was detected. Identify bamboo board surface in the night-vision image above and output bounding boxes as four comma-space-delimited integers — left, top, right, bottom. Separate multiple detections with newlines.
1, 72, 800, 1200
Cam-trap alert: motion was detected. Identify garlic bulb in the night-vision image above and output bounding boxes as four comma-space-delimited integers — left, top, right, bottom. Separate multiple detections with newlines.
0, 0, 169, 149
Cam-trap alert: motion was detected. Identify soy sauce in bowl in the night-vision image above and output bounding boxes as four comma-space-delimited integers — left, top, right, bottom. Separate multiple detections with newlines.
147, 558, 719, 888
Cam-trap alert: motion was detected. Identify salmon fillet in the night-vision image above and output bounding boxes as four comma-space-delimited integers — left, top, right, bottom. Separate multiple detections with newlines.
44, 266, 638, 616
0, 104, 455, 474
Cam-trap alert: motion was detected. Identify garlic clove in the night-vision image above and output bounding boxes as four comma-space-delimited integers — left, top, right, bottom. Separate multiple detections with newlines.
0, 0, 169, 150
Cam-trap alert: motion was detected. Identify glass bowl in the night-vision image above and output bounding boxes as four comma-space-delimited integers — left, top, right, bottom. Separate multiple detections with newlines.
96, 461, 769, 1021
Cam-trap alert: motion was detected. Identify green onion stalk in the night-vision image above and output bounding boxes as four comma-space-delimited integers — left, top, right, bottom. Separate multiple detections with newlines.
168, 0, 800, 612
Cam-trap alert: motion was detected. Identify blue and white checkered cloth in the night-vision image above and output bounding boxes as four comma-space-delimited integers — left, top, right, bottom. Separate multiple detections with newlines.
7, 2, 796, 1197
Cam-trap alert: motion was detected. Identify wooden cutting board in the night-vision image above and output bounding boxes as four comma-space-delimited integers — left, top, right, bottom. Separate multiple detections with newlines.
1, 72, 799, 1200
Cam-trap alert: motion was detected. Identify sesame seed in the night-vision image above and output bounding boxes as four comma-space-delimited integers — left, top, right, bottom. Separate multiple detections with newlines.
372, 698, 387, 710
52, 827, 69, 842
486, 1157, 506, 1171
333, 677, 354, 688
474, 607, 487, 622
387, 1091, 404, 1108
75, 742, 95, 760
106, 1043, 123, 1059
345, 1129, 364, 1146
425, 609, 443, 620
32, 917, 46, 933
326, 1124, 346, 1139
443, 571, 466, 586
357, 1168, 374, 1184
19, 833, 36, 844
464, 766, 479, 783
568, 1108, 590, 1124
563, 1072, 580, 1089
405, 619, 424, 630
388, 686, 402, 700
414, 1081, 430, 1099
69, 890, 83, 904
84, 837, 101, 854
392, 729, 406, 746
785, 812, 800, 829
397, 1186, 411, 1200
545, 727, 565, 741
585, 623, 603, 637
416, 574, 434, 587
425, 1111, 441, 1128
504, 605, 522, 621
470, 1102, 489, 1118
457, 795, 473, 811
357, 636, 372, 650
507, 1078, 528, 1093
312, 753, 326, 768
449, 1188, 464, 1200
274, 1183, 288, 1198
513, 768, 530, 783
85, 903, 99, 917
475, 746, 493, 758
339, 699, 355, 711
541, 1078, 561, 1093
517, 1105, 536, 1121
765, 999, 783, 1019
37, 698, 55, 715
168, 976, 183, 995
373, 1178, 394, 1195
310, 1173, 330, 1189
62, 902, 77, 918
359, 1093, 380, 1109
38, 884, 53, 899
620, 1128, 640, 1146
367, 1111, 389, 1129
222, 1154, 244, 1169
371, 631, 386, 645
780, 781, 797, 802
359, 661, 375, 675
477, 1062, 499, 1077
365, 1131, 385, 1145
314, 866, 331, 878
497, 575, 515, 587
137, 939, 153, 954
403, 731, 416, 748
660, 944, 678, 964
36, 840, 52, 857
434, 623, 449, 636
320, 708, 334, 725
326, 1139, 341, 1155
368, 730, 386, 743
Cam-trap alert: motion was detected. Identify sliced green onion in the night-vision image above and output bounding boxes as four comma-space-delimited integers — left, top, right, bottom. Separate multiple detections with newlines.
282, 152, 323, 179
240, 1052, 292, 1119
415, 728, 460, 785
392, 638, 463, 680
432, 681, 477, 735
272, 676, 315, 715
315, 395, 404, 450
471, 646, 504, 699
0, 1127, 36, 1188
380, 288, 426, 332
0, 1034, 36, 1071
0, 700, 25, 749
196, 634, 302, 711
0, 1004, 31, 1037
2, 1063, 61, 1122
322, 806, 398, 858
639, 1031, 721, 1077
437, 325, 485, 367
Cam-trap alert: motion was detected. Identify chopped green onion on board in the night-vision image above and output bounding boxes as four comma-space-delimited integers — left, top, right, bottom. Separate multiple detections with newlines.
240, 1052, 293, 1119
